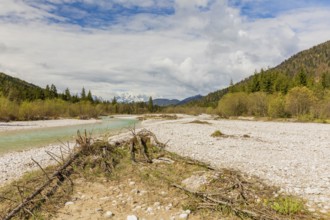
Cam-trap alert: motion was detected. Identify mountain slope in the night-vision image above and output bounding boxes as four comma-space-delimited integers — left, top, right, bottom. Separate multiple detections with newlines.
177, 95, 203, 105
153, 98, 180, 106
190, 40, 330, 107
0, 72, 45, 101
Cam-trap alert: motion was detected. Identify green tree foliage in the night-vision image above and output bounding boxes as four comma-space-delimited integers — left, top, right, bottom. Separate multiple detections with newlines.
285, 87, 316, 117
81, 87, 86, 100
50, 84, 58, 98
268, 94, 286, 118
321, 72, 330, 89
294, 69, 307, 86
111, 97, 117, 105
217, 92, 248, 117
0, 72, 45, 101
87, 90, 93, 103
148, 96, 154, 113
0, 96, 19, 121
63, 88, 71, 101
45, 85, 51, 99
247, 92, 269, 116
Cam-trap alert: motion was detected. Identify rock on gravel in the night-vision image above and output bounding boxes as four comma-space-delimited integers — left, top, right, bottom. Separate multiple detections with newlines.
104, 211, 113, 218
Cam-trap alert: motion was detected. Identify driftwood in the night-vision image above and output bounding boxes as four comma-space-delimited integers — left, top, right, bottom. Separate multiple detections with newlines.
172, 184, 260, 219
128, 128, 167, 163
2, 130, 91, 220
3, 151, 81, 220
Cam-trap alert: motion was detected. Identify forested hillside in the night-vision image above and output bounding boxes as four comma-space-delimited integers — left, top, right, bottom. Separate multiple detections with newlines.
192, 40, 330, 108
0, 72, 46, 101
180, 40, 330, 120
0, 72, 154, 121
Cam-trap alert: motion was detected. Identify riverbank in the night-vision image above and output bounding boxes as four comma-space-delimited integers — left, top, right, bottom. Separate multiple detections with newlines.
1, 114, 329, 214
0, 117, 136, 186
0, 118, 101, 132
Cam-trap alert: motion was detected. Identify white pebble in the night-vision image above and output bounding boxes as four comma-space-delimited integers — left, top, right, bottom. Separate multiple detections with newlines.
185, 209, 191, 214
127, 215, 138, 220
129, 181, 136, 186
65, 201, 74, 206
104, 211, 113, 218
179, 213, 189, 219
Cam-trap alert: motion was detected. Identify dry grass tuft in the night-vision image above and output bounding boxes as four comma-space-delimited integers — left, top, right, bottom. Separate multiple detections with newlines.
138, 114, 178, 121
211, 130, 224, 137
189, 120, 212, 125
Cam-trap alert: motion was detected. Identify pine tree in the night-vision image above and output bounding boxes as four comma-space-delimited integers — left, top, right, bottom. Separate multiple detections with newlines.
81, 87, 86, 100
50, 84, 58, 98
111, 97, 117, 105
295, 69, 307, 86
87, 90, 93, 102
45, 85, 51, 99
64, 88, 71, 101
148, 96, 154, 113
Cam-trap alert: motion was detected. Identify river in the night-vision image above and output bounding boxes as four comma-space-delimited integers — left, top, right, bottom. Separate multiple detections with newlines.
0, 117, 138, 155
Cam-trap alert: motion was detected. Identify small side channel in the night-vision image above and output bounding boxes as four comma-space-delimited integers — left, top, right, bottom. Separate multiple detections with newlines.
0, 117, 138, 155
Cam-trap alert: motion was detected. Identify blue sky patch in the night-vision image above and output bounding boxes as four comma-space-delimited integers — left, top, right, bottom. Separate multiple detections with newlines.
229, 0, 330, 19
26, 1, 175, 28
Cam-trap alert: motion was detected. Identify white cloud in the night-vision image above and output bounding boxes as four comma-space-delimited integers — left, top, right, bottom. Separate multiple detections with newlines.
0, 0, 330, 100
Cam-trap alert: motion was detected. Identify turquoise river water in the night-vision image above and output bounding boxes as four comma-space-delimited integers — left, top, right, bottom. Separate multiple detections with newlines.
0, 117, 137, 155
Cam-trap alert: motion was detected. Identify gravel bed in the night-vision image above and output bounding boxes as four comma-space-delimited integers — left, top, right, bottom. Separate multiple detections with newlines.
143, 115, 330, 212
0, 144, 75, 186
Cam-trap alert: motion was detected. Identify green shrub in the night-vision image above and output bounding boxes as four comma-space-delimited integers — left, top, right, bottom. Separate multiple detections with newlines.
217, 92, 248, 117
211, 130, 224, 137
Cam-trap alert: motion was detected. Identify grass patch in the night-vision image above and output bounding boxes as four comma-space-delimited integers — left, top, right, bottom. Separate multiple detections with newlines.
269, 196, 305, 215
211, 130, 224, 137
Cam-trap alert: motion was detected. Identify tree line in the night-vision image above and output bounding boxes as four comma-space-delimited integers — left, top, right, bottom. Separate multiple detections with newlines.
0, 82, 158, 121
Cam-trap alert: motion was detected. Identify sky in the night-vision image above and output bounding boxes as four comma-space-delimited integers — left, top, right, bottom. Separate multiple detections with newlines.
0, 0, 330, 100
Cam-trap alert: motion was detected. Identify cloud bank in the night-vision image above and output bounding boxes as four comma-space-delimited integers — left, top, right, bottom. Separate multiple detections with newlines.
0, 0, 330, 100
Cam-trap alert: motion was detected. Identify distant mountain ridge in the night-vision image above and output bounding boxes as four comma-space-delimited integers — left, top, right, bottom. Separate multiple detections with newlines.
177, 95, 203, 105
153, 98, 180, 106
153, 95, 203, 106
115, 93, 149, 103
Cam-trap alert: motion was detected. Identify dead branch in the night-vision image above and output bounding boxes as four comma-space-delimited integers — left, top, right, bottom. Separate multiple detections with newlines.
172, 183, 264, 220
46, 151, 63, 165
32, 158, 51, 181
3, 151, 81, 220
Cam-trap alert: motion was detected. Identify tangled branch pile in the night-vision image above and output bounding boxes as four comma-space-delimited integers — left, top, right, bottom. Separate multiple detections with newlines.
0, 128, 165, 220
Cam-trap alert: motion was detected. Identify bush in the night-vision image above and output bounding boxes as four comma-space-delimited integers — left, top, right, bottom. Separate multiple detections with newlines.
0, 96, 19, 121
217, 92, 248, 117
285, 87, 317, 117
268, 94, 286, 118
247, 92, 269, 116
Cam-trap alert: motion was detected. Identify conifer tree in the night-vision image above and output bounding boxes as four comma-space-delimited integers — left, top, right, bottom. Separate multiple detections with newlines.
81, 87, 86, 100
